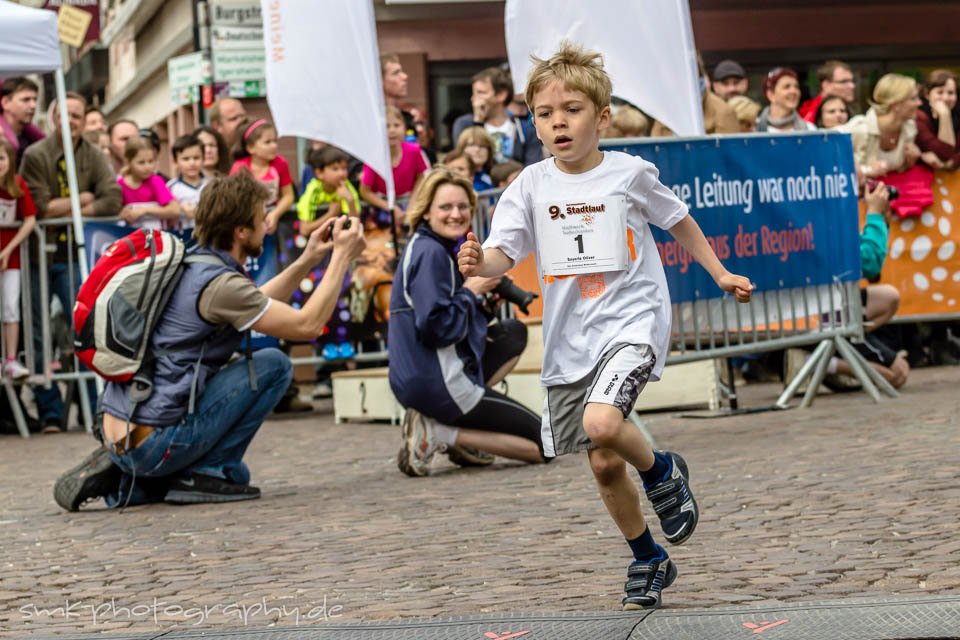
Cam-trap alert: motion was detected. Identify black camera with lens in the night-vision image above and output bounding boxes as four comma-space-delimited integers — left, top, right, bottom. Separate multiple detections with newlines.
866, 179, 899, 201
492, 275, 538, 315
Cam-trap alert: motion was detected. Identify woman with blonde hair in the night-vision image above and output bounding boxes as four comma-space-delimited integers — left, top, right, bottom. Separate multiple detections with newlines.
389, 168, 546, 476
841, 73, 922, 180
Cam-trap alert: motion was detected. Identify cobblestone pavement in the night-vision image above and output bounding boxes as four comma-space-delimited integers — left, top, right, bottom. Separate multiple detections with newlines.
2, 366, 959, 637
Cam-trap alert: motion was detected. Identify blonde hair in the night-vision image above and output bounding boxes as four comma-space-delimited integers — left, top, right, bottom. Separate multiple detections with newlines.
455, 126, 496, 172
871, 73, 917, 115
610, 106, 649, 137
121, 136, 155, 176
385, 105, 404, 124
727, 95, 762, 125
404, 168, 476, 230
525, 41, 612, 114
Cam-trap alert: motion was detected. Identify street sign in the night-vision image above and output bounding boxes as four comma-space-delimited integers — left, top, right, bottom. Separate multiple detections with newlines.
168, 51, 210, 89
170, 86, 200, 108
211, 24, 264, 49
212, 48, 265, 83
209, 0, 262, 27
56, 3, 92, 48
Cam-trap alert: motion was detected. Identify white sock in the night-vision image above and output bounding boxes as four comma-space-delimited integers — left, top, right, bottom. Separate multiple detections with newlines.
430, 422, 460, 446
826, 357, 839, 375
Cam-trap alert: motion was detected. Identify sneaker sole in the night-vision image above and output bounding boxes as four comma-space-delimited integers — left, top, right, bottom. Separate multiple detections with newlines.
53, 447, 116, 512
659, 452, 699, 546
164, 490, 261, 504
622, 559, 679, 611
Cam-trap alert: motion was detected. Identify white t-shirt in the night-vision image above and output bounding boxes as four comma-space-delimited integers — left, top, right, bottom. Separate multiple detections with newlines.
485, 119, 517, 164
166, 176, 208, 231
484, 151, 688, 386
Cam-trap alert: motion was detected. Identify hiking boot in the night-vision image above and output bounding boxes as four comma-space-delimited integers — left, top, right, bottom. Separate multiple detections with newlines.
164, 473, 261, 504
397, 409, 443, 477
622, 548, 678, 610
644, 451, 698, 545
446, 444, 495, 467
54, 447, 122, 511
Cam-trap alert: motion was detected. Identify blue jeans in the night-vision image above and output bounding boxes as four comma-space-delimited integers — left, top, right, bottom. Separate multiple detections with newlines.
30, 262, 97, 425
105, 348, 292, 508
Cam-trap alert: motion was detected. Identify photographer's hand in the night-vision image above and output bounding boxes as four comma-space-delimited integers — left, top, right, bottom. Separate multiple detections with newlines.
332, 215, 366, 261
464, 275, 501, 296
864, 180, 891, 215
302, 221, 335, 265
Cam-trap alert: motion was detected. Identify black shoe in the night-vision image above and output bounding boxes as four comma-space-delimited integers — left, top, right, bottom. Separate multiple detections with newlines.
54, 447, 122, 511
645, 451, 699, 545
622, 548, 678, 610
446, 443, 495, 467
273, 395, 313, 414
164, 473, 261, 504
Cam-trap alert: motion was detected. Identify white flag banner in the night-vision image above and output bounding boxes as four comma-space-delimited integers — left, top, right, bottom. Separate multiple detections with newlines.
505, 0, 704, 136
260, 0, 394, 205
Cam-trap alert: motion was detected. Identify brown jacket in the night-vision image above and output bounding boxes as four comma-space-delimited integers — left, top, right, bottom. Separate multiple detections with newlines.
18, 134, 121, 218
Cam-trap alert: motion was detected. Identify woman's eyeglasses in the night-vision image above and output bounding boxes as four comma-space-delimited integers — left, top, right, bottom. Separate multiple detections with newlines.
437, 203, 472, 213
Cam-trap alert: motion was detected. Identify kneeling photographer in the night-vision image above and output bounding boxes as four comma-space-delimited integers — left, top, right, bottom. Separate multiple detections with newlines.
388, 169, 546, 476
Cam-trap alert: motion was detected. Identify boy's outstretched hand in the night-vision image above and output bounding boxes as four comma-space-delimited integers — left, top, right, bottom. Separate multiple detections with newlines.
718, 272, 754, 303
458, 231, 484, 277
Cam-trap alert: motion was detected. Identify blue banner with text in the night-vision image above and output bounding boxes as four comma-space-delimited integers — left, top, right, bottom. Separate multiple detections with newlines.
604, 132, 862, 303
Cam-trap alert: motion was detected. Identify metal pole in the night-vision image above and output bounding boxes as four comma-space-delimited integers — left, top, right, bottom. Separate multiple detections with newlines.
194, 0, 212, 124
54, 69, 89, 282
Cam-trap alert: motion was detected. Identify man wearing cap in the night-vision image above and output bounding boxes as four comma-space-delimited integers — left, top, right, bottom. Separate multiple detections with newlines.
712, 60, 749, 102
799, 61, 856, 123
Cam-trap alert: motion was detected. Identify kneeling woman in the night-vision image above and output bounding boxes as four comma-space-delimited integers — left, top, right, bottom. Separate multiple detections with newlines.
389, 169, 546, 476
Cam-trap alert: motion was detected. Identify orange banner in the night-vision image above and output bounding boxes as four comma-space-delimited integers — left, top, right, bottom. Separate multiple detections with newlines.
878, 170, 960, 319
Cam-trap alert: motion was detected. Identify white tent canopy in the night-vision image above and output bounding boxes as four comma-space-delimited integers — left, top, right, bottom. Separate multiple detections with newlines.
505, 0, 705, 136
0, 0, 61, 75
0, 0, 88, 280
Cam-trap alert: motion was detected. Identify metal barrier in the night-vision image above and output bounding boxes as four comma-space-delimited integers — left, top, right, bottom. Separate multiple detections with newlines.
3, 217, 97, 438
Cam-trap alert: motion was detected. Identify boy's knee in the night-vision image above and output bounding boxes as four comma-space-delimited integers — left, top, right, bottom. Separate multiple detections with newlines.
588, 449, 625, 485
582, 405, 624, 448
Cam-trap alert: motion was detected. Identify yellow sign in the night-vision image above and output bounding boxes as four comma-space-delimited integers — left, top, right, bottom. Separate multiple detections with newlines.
57, 3, 92, 48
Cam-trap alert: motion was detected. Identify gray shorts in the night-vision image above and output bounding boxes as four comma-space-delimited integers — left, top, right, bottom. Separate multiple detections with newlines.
541, 344, 656, 458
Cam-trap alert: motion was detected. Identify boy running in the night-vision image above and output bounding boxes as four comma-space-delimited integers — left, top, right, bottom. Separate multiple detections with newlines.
458, 42, 753, 609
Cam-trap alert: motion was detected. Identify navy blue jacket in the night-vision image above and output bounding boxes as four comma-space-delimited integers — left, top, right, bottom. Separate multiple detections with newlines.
388, 227, 487, 423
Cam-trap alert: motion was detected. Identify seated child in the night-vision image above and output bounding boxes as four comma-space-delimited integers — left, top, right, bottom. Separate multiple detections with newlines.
297, 146, 360, 236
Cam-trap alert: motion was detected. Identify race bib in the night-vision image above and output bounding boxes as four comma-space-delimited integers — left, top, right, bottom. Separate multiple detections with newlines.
536, 195, 628, 276
0, 198, 17, 228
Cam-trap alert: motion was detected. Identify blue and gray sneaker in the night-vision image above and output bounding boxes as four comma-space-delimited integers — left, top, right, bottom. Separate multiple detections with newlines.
644, 451, 698, 545
622, 547, 678, 610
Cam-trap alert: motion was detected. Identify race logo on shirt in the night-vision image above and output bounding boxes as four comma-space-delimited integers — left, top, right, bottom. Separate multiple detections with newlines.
549, 201, 606, 224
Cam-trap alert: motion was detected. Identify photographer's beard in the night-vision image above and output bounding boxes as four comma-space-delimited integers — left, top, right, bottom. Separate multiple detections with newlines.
242, 234, 264, 259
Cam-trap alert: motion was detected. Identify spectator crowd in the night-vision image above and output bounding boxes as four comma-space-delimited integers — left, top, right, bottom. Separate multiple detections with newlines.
2, 52, 960, 441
